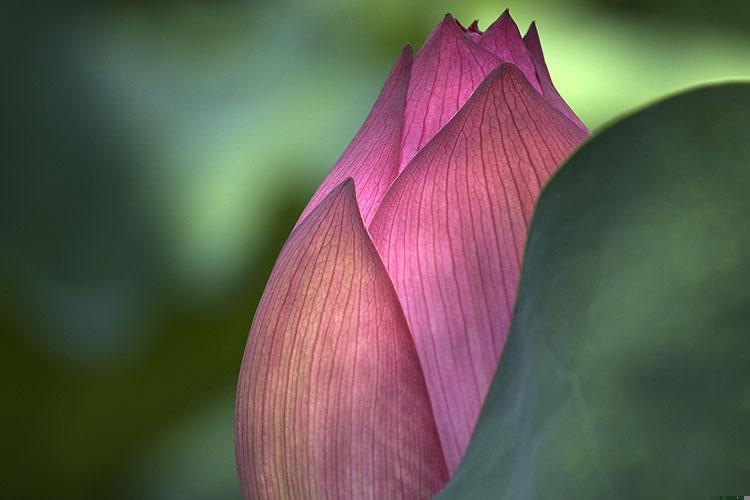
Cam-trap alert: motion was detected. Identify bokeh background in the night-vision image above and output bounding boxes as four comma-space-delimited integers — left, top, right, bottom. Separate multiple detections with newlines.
2, 0, 748, 498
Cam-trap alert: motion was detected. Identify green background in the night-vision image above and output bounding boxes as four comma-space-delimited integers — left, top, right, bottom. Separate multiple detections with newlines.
2, 0, 749, 498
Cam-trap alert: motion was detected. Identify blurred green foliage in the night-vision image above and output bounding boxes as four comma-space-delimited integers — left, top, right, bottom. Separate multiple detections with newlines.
1, 0, 748, 498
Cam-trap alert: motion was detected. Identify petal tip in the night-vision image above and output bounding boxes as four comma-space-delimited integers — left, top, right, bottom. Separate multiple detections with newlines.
489, 61, 524, 82
333, 176, 357, 203
238, 169, 448, 498
439, 12, 462, 32
524, 21, 540, 41
392, 44, 414, 72
399, 44, 414, 68
488, 7, 519, 32
468, 62, 546, 112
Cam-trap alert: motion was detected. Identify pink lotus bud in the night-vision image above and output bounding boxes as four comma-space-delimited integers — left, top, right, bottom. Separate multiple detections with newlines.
236, 10, 589, 499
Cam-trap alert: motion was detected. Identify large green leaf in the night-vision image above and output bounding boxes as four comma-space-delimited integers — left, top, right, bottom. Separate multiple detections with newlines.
437, 83, 750, 499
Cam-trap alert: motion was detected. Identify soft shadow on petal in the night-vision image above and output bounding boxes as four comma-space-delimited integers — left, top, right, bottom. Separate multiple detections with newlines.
297, 46, 412, 227
236, 179, 449, 499
523, 22, 589, 132
399, 14, 501, 171
369, 64, 588, 473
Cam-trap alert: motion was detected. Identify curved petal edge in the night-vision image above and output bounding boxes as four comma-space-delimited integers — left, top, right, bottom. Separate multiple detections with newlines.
236, 179, 449, 499
369, 63, 588, 473
523, 22, 588, 132
297, 46, 413, 227
479, 10, 541, 93
399, 14, 501, 170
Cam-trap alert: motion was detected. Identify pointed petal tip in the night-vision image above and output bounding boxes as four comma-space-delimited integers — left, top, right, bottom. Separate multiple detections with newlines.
430, 12, 482, 44
477, 10, 542, 92
400, 10, 502, 170
524, 20, 539, 40
487, 7, 518, 31
329, 176, 357, 205
340, 176, 355, 189
392, 44, 413, 72
294, 40, 412, 228
439, 12, 465, 34
369, 50, 589, 471
485, 8, 512, 28
237, 166, 449, 497
453, 15, 481, 34
419, 13, 465, 50
485, 62, 527, 88
520, 19, 589, 132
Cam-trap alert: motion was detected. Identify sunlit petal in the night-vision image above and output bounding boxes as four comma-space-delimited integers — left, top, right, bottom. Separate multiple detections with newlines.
369, 64, 588, 472
236, 179, 448, 498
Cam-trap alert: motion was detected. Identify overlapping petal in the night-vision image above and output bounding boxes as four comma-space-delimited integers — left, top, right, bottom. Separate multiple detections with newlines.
236, 179, 448, 499
479, 10, 541, 93
237, 12, 591, 496
523, 22, 588, 131
368, 64, 589, 472
463, 20, 482, 43
399, 15, 501, 170
296, 46, 412, 227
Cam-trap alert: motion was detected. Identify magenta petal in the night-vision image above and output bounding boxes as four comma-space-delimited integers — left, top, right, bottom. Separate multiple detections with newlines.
523, 22, 589, 131
236, 179, 449, 499
296, 47, 412, 227
459, 19, 482, 42
479, 10, 542, 93
399, 14, 501, 170
369, 65, 588, 473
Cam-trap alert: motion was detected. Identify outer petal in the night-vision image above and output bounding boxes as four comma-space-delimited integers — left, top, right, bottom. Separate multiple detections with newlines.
236, 180, 448, 499
368, 64, 588, 473
297, 46, 412, 227
523, 22, 588, 131
399, 14, 501, 170
478, 10, 541, 93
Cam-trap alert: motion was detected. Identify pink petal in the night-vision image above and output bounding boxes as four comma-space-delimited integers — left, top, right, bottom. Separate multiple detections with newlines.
459, 19, 482, 42
296, 46, 412, 227
523, 21, 589, 131
479, 9, 542, 93
399, 14, 501, 171
467, 20, 482, 34
368, 64, 588, 473
236, 179, 448, 499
